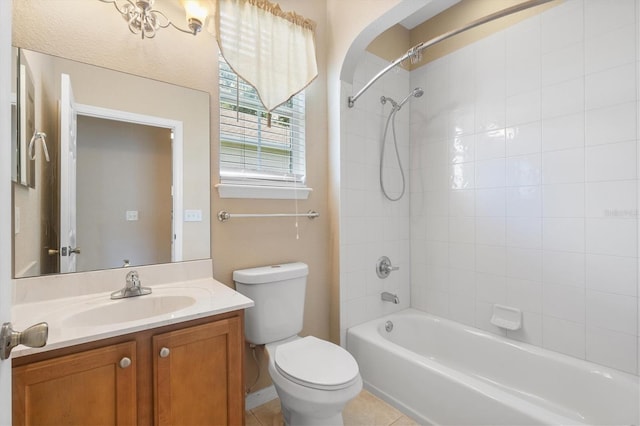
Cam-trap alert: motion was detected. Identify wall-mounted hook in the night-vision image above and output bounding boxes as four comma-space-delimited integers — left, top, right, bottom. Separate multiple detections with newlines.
28, 130, 49, 162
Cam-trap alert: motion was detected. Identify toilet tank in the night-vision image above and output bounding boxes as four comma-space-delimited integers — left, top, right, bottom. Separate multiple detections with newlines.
233, 262, 309, 345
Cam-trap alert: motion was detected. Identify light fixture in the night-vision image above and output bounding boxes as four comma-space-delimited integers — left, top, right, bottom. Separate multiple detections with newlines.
99, 0, 208, 39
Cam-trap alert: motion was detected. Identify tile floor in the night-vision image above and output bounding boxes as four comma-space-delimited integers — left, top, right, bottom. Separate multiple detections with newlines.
246, 389, 419, 426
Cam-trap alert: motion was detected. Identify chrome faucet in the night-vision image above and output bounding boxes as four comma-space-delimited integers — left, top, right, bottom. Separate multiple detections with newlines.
381, 292, 400, 304
110, 270, 152, 299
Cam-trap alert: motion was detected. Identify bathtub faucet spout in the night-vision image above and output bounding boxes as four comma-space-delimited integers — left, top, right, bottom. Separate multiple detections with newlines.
381, 292, 399, 304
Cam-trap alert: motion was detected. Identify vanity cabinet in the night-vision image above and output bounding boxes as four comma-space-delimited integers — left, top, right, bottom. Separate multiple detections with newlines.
153, 318, 243, 425
13, 341, 137, 425
12, 311, 244, 425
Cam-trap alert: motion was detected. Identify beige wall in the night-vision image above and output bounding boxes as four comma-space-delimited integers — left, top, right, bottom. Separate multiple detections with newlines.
366, 24, 412, 69
76, 117, 172, 271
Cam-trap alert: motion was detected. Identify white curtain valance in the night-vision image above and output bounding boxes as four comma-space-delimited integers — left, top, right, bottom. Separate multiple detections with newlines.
215, 0, 318, 114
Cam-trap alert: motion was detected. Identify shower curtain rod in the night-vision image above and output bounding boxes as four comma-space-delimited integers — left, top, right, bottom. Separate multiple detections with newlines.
347, 0, 555, 108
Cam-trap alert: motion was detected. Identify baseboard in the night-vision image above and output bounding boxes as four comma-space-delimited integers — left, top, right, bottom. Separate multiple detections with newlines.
245, 385, 278, 410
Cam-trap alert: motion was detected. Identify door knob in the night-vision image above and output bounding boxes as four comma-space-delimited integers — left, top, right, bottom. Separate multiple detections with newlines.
47, 249, 59, 256
0, 322, 48, 360
69, 247, 81, 254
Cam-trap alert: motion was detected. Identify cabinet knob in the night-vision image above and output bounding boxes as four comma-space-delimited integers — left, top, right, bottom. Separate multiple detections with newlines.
159, 347, 170, 358
119, 357, 132, 369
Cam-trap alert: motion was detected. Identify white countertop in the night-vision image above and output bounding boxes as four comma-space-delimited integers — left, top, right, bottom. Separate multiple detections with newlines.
11, 278, 254, 357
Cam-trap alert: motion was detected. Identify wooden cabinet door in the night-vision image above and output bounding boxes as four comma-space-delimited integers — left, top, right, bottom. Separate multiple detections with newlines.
13, 341, 137, 426
153, 317, 243, 426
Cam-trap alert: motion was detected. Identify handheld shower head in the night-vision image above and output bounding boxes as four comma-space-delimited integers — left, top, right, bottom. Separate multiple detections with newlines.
397, 87, 424, 109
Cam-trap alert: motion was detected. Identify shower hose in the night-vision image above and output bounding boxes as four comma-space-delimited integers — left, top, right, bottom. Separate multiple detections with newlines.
379, 106, 406, 202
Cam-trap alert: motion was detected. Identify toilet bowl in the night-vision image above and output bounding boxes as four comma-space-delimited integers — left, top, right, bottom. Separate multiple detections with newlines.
265, 336, 363, 426
233, 263, 362, 425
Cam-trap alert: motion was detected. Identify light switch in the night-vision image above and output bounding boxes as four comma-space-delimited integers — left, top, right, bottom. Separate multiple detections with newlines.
184, 209, 202, 222
126, 210, 139, 221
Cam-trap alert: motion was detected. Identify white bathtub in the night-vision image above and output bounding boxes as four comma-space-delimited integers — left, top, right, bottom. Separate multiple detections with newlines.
347, 309, 639, 425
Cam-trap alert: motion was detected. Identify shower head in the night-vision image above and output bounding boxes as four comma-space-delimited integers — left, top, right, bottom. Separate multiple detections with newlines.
397, 87, 424, 109
380, 87, 424, 111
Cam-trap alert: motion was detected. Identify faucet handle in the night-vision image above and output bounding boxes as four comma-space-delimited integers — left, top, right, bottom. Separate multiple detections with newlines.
111, 270, 151, 299
125, 270, 140, 288
376, 256, 399, 279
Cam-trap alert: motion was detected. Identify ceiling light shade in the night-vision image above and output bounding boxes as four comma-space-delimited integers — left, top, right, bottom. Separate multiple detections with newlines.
183, 0, 209, 33
99, 0, 208, 39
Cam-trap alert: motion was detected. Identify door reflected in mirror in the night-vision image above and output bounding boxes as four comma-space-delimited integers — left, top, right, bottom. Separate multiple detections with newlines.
12, 49, 211, 278
11, 47, 36, 188
10, 47, 18, 183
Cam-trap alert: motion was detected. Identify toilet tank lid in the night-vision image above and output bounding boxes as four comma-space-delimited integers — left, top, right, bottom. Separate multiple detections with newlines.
233, 262, 308, 284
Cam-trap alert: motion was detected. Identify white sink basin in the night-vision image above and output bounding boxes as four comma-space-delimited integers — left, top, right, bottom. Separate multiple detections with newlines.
63, 295, 196, 327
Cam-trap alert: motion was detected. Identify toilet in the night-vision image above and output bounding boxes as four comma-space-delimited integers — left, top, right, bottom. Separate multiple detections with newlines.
233, 262, 362, 426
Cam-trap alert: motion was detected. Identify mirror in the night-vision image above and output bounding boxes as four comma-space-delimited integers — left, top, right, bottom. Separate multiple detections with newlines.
12, 48, 211, 278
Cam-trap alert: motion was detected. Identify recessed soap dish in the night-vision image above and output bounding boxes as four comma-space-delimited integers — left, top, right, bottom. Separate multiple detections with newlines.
490, 304, 522, 331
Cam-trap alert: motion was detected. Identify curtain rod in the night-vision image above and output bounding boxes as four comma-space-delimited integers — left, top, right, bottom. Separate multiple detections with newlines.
217, 210, 319, 222
347, 0, 555, 108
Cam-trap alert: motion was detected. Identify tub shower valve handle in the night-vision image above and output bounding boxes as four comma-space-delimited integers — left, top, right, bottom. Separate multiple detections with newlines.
376, 256, 399, 279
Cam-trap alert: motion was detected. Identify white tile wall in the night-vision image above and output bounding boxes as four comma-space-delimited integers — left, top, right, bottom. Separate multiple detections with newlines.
341, 0, 639, 376
340, 54, 411, 338
408, 0, 639, 375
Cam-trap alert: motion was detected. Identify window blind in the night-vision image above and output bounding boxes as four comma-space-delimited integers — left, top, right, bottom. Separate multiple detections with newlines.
219, 55, 306, 185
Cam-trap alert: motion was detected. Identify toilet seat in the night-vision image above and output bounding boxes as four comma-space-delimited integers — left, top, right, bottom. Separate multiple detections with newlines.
274, 336, 360, 391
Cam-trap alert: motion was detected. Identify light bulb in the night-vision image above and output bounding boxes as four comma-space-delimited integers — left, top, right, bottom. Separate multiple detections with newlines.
183, 1, 208, 34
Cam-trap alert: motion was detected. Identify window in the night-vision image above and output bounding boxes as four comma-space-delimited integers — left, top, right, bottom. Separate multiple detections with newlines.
218, 55, 307, 198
